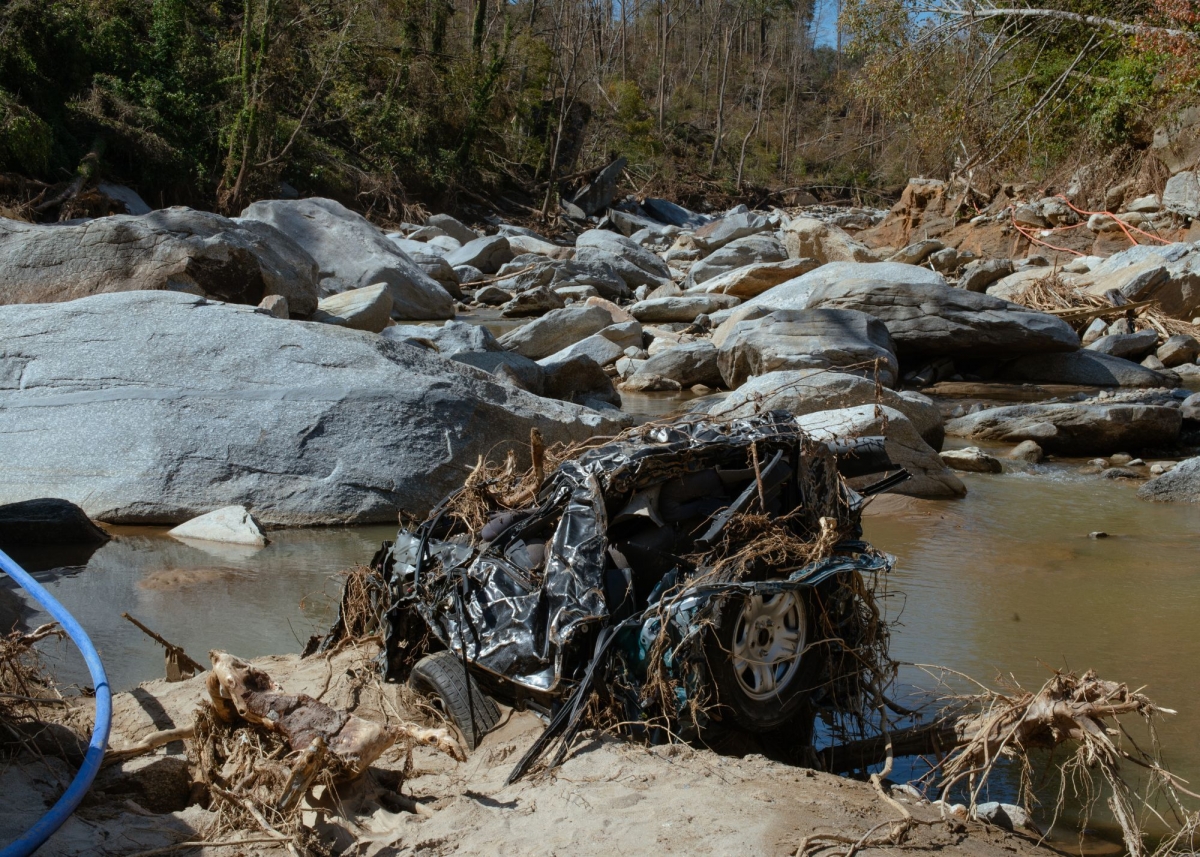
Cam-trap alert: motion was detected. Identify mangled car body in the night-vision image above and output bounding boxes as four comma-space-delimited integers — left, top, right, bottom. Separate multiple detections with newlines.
324, 412, 905, 776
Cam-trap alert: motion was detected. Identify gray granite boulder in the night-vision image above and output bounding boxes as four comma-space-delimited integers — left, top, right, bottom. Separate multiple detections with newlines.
708, 368, 943, 449
796, 406, 965, 498
425, 213, 478, 245
629, 294, 740, 323
445, 235, 514, 275
626, 341, 722, 388
1138, 456, 1200, 503
805, 278, 1079, 359
717, 309, 899, 388
687, 234, 788, 286
498, 304, 617, 359
574, 229, 672, 288
1085, 330, 1159, 360
997, 350, 1177, 387
240, 197, 454, 320
0, 292, 622, 525
692, 212, 773, 251
0, 208, 320, 315
946, 403, 1182, 455
742, 261, 948, 315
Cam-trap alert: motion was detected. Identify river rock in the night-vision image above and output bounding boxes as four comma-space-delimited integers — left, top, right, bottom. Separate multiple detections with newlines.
384, 320, 500, 355
887, 239, 944, 266
642, 198, 711, 229
168, 505, 267, 546
445, 235, 513, 275
717, 308, 899, 388
498, 305, 616, 359
240, 198, 454, 320
781, 217, 877, 264
1085, 330, 1159, 360
625, 341, 721, 389
945, 403, 1182, 455
1138, 455, 1200, 503
451, 351, 546, 394
257, 295, 289, 319
569, 157, 626, 216
311, 283, 393, 332
500, 286, 565, 317
540, 354, 622, 408
1157, 334, 1200, 367
630, 294, 740, 323
1079, 243, 1200, 320
0, 499, 110, 546
1007, 440, 1044, 462
692, 212, 773, 251
538, 321, 644, 367
707, 368, 943, 449
0, 291, 623, 525
939, 447, 1002, 473
958, 259, 1014, 293
687, 234, 788, 285
696, 258, 820, 299
742, 262, 948, 315
806, 278, 1079, 359
573, 238, 671, 290
1163, 171, 1200, 218
997, 350, 1177, 387
426, 213, 478, 245
795, 406, 966, 498
1182, 392, 1200, 423
0, 209, 320, 315
455, 265, 486, 285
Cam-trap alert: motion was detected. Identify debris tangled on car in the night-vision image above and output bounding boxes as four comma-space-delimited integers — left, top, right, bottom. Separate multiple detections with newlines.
320, 412, 909, 781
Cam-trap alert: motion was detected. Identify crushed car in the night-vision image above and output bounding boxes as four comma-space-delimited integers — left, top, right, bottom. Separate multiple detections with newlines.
319, 412, 907, 781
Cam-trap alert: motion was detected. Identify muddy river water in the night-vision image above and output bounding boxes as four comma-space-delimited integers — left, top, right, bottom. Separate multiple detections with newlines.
6, 435, 1198, 844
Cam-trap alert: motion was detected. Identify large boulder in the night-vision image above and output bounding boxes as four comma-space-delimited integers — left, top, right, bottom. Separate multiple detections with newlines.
0, 499, 110, 545
574, 229, 672, 289
717, 308, 899, 388
945, 403, 1182, 455
781, 217, 877, 263
240, 198, 454, 320
1163, 171, 1200, 219
0, 209, 320, 315
498, 304, 617, 359
642, 198, 711, 229
687, 234, 787, 285
695, 258, 820, 298
795, 406, 966, 498
708, 368, 943, 450
997, 350, 1177, 387
805, 278, 1079, 359
1138, 456, 1200, 503
492, 258, 629, 302
1078, 243, 1200, 320
742, 262, 948, 315
0, 292, 623, 525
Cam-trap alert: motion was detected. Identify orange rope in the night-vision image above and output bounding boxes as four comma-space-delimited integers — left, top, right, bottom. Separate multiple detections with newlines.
1053, 194, 1173, 247
1008, 208, 1086, 256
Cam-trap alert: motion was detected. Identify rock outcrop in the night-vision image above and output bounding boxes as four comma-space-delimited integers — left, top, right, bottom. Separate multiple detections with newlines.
946, 403, 1182, 455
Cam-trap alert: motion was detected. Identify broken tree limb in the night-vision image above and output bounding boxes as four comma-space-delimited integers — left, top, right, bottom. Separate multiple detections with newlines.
122, 612, 206, 680
105, 725, 196, 765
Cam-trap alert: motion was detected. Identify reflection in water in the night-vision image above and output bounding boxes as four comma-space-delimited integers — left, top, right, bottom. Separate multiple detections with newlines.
864, 467, 1200, 838
12, 525, 395, 692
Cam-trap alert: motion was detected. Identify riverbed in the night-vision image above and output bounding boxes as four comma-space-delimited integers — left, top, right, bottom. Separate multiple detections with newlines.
6, 415, 1198, 846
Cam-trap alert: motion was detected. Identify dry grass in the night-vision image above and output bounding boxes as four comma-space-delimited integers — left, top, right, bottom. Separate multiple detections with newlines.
1016, 271, 1200, 340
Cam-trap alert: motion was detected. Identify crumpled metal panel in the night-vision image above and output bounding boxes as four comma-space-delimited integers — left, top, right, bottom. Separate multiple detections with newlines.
396, 412, 871, 694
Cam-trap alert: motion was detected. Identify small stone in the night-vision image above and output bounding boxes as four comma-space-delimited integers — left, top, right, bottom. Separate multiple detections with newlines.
1089, 531, 1108, 539
975, 801, 1029, 831
256, 294, 289, 319
1007, 440, 1044, 462
1102, 467, 1144, 479
1150, 462, 1176, 476
691, 384, 713, 395
939, 447, 1003, 473
169, 505, 268, 546
312, 283, 393, 332
1157, 334, 1200, 368
1109, 453, 1133, 466
473, 285, 512, 305
1081, 317, 1108, 345
1090, 458, 1110, 467
1141, 354, 1167, 370
1126, 458, 1145, 467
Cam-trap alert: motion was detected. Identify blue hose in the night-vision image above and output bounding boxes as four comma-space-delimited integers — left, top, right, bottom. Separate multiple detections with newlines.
0, 547, 111, 857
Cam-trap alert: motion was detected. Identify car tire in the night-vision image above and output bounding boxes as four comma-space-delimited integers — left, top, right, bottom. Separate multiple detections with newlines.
409, 650, 502, 750
705, 589, 819, 732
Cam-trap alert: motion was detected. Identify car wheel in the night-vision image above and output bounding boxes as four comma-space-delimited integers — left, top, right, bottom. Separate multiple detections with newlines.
706, 589, 817, 732
409, 650, 502, 750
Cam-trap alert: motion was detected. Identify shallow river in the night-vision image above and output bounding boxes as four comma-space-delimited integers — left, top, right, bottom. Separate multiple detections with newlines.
7, 431, 1198, 846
